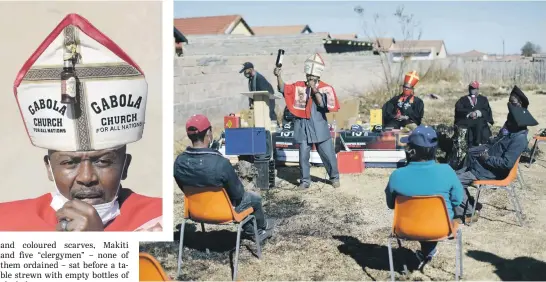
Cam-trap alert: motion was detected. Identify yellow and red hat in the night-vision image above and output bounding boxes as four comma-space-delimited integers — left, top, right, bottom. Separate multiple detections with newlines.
403, 70, 420, 88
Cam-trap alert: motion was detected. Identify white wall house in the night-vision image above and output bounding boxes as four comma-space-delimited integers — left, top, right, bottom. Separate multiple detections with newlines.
389, 40, 447, 62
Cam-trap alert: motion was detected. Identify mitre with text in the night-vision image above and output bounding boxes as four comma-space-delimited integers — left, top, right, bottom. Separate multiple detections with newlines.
14, 13, 148, 151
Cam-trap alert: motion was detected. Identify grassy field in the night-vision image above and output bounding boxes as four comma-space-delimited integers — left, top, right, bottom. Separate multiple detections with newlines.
142, 82, 546, 281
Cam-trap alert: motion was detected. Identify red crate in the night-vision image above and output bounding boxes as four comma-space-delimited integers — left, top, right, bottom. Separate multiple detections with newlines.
337, 151, 364, 174
224, 114, 240, 129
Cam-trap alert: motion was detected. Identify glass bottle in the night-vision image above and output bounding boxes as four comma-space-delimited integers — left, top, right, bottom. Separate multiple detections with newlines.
61, 59, 76, 104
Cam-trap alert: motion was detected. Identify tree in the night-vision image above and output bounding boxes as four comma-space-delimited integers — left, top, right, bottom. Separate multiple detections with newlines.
521, 41, 541, 57
354, 5, 422, 95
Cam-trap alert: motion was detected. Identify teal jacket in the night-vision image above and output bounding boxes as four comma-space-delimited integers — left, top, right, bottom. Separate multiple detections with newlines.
385, 160, 464, 219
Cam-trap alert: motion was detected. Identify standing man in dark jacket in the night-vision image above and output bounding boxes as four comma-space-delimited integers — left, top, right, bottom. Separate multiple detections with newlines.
174, 114, 274, 241
454, 86, 538, 223
240, 62, 278, 122
454, 81, 494, 147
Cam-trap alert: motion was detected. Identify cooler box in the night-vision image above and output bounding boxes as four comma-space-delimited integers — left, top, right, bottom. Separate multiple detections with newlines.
362, 150, 406, 168
225, 127, 267, 155
337, 151, 364, 174
337, 130, 397, 150
274, 130, 326, 164
224, 114, 240, 129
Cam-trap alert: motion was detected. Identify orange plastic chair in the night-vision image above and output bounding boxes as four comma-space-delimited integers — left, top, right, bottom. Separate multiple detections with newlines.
177, 186, 262, 281
139, 252, 170, 281
470, 156, 524, 226
528, 132, 546, 168
388, 195, 463, 281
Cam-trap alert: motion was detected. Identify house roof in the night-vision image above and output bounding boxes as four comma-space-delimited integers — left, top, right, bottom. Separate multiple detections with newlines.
331, 34, 358, 40
173, 15, 254, 35
373, 37, 396, 52
174, 27, 187, 43
390, 40, 446, 54
251, 25, 312, 35
313, 32, 331, 38
458, 49, 487, 57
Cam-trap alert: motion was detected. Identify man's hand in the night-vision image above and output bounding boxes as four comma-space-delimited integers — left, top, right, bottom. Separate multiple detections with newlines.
399, 115, 409, 121
308, 79, 319, 94
479, 150, 489, 162
470, 112, 477, 119
56, 200, 105, 231
273, 67, 282, 77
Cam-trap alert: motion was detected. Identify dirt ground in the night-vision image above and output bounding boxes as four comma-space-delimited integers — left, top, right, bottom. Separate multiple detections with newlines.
143, 84, 546, 281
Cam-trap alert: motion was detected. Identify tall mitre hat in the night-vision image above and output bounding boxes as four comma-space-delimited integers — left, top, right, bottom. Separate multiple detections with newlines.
14, 14, 148, 152
304, 53, 325, 77
403, 70, 420, 88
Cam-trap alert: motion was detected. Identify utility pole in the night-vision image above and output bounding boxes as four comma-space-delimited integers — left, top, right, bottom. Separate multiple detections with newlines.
503, 39, 505, 58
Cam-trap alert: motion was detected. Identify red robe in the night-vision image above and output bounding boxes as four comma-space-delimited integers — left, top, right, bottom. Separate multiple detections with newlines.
0, 188, 161, 231
284, 81, 340, 119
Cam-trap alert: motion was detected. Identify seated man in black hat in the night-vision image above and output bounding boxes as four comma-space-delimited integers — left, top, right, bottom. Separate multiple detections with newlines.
454, 86, 538, 223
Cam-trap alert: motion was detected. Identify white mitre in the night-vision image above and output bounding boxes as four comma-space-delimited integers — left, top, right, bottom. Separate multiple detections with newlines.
14, 13, 148, 151
303, 53, 325, 77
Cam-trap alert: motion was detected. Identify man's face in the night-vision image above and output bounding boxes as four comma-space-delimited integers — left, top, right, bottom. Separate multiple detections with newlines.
469, 87, 479, 96
44, 147, 131, 205
244, 68, 254, 78
509, 94, 522, 107
306, 75, 319, 85
402, 85, 413, 96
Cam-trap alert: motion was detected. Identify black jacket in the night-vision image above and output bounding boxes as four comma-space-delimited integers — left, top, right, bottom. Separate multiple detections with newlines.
174, 147, 245, 206
454, 94, 494, 145
467, 129, 528, 180
248, 72, 277, 121
382, 94, 425, 126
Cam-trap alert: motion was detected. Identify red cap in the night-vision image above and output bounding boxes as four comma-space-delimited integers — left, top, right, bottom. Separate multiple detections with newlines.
470, 81, 479, 89
186, 114, 211, 135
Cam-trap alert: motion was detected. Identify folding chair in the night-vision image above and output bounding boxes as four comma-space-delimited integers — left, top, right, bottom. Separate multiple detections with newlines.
470, 157, 524, 226
177, 186, 262, 281
528, 134, 546, 168
517, 166, 526, 189
387, 195, 463, 281
139, 252, 171, 281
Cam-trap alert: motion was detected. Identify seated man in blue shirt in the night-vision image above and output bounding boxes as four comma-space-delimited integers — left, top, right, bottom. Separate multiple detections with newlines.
385, 126, 464, 266
174, 114, 274, 241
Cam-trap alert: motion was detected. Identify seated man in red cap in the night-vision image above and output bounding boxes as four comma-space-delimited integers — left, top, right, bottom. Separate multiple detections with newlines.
454, 86, 538, 223
382, 71, 425, 129
174, 114, 274, 242
454, 81, 494, 147
0, 14, 162, 232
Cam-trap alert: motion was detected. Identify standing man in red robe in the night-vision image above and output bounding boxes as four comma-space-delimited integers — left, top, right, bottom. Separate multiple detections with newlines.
273, 53, 341, 189
0, 13, 162, 232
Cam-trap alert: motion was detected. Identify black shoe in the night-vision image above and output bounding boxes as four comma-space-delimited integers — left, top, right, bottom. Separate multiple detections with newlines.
243, 218, 275, 241
243, 228, 273, 243
299, 183, 310, 189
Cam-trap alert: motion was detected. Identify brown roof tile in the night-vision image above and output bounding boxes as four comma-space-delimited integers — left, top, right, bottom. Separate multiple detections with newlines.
174, 15, 253, 35
252, 25, 311, 35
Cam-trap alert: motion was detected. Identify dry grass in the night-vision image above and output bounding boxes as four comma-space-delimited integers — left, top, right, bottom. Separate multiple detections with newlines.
154, 71, 546, 281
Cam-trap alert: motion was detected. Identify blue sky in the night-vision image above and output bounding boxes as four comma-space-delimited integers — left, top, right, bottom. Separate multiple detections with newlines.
174, 1, 546, 54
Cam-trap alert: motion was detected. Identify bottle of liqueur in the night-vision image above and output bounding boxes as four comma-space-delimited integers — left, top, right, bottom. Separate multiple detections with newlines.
61, 59, 76, 104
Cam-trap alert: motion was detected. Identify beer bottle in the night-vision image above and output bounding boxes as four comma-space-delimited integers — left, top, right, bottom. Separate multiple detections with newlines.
61, 59, 76, 104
